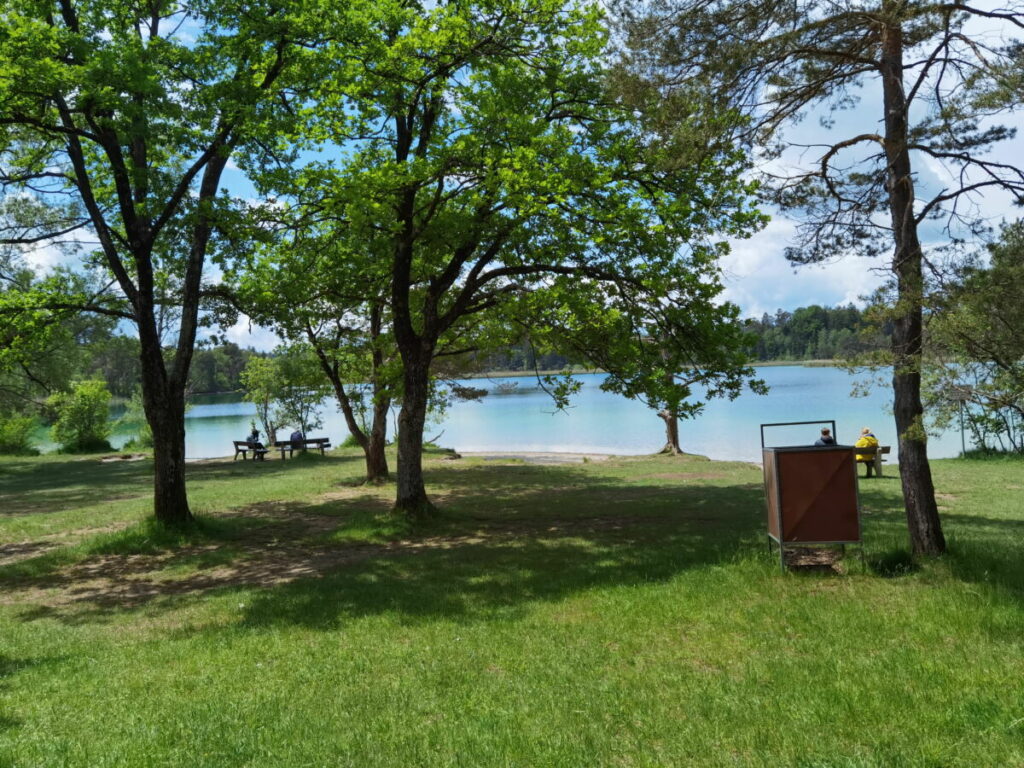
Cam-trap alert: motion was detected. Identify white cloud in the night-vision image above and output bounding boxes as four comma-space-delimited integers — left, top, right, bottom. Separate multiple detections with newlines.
720, 218, 887, 317
220, 315, 282, 352
20, 241, 70, 273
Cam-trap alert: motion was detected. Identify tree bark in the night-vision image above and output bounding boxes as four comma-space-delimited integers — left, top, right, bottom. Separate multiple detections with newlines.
149, 395, 191, 527
394, 354, 435, 520
138, 334, 192, 527
880, 16, 945, 556
366, 395, 391, 482
658, 408, 683, 455
316, 350, 391, 483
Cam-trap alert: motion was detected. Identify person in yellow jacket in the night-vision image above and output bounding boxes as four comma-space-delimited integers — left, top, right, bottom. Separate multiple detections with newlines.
855, 427, 880, 477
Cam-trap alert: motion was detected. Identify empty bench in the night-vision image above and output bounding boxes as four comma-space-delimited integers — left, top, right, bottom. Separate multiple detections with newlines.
233, 440, 269, 461
855, 445, 890, 476
273, 437, 332, 459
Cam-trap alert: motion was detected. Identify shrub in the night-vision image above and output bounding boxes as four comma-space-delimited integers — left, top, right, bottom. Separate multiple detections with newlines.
340, 432, 363, 448
0, 414, 39, 455
47, 380, 113, 453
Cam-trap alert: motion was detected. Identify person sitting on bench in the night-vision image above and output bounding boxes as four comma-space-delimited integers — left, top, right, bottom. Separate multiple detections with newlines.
248, 427, 265, 449
814, 427, 835, 446
855, 427, 879, 476
290, 429, 304, 444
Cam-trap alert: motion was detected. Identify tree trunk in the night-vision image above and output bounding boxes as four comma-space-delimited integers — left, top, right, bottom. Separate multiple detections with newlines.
140, 360, 192, 527
880, 17, 945, 556
327, 382, 391, 483
366, 394, 391, 482
150, 399, 192, 527
658, 408, 683, 455
394, 356, 435, 521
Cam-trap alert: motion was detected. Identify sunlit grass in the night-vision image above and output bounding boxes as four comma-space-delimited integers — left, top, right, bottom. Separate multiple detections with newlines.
1, 450, 1022, 766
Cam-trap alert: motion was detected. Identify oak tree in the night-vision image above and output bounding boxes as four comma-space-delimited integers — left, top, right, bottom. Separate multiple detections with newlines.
289, 0, 763, 518
0, 0, 317, 524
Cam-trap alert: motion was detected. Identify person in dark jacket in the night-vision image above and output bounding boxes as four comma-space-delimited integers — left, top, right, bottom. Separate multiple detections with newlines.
814, 427, 836, 446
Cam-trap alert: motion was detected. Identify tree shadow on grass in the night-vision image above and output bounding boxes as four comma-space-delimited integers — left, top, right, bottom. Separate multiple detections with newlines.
0, 457, 153, 516
941, 514, 1024, 606
856, 479, 1024, 600
0, 452, 363, 518
8, 465, 768, 628
234, 473, 768, 630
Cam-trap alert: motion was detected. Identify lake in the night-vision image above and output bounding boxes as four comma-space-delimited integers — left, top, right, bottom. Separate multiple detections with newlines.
84, 366, 964, 463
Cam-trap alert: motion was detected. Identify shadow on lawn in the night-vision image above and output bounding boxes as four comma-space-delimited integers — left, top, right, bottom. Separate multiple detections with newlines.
0, 452, 362, 517
8, 459, 769, 627
857, 479, 1024, 599
234, 466, 767, 630
0, 457, 152, 516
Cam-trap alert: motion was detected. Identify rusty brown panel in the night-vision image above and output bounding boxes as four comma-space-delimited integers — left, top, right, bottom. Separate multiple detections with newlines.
777, 449, 859, 543
763, 449, 780, 538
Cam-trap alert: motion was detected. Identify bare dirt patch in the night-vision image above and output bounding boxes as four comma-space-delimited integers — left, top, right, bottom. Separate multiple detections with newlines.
100, 453, 148, 463
782, 547, 846, 574
641, 472, 727, 481
0, 522, 132, 566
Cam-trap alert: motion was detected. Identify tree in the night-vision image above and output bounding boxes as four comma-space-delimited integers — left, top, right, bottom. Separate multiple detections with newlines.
240, 356, 282, 446
282, 0, 762, 519
273, 344, 332, 440
229, 217, 398, 482
517, 271, 765, 456
925, 220, 1024, 453
0, 0, 315, 525
0, 251, 117, 412
617, 0, 1024, 555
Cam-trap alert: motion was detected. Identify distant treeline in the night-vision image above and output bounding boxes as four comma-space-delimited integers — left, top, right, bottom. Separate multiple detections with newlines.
478, 342, 577, 373
76, 305, 881, 400
743, 304, 887, 362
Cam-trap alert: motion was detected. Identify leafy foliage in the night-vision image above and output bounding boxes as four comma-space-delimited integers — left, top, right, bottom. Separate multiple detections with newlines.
240, 356, 283, 445
613, 0, 1024, 555
744, 304, 888, 361
254, 0, 765, 512
0, 413, 38, 455
273, 344, 332, 437
925, 222, 1024, 453
241, 346, 331, 442
46, 380, 112, 453
117, 388, 154, 451
0, 0, 320, 523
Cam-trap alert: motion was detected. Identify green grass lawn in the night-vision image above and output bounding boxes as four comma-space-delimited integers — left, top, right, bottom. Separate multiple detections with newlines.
1, 449, 1022, 767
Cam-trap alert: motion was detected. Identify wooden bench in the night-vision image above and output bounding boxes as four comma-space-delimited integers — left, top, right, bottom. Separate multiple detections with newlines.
855, 445, 890, 476
233, 440, 269, 461
273, 437, 332, 459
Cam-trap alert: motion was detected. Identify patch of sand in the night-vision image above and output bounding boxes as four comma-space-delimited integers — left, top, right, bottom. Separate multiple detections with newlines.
459, 451, 613, 464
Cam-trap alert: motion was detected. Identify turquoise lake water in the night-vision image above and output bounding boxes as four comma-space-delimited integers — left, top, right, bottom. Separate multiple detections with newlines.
91, 366, 964, 463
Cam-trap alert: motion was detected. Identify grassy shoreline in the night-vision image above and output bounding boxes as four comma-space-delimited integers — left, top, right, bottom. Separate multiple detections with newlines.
1, 449, 1021, 766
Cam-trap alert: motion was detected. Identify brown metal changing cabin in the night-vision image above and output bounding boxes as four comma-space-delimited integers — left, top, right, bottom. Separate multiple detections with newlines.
761, 421, 862, 571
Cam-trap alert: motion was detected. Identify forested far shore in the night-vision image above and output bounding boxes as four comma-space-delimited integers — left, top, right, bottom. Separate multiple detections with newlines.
0, 303, 883, 407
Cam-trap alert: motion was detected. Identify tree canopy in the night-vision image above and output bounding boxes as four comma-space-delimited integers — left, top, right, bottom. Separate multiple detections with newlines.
0, 0, 318, 524
238, 0, 765, 517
